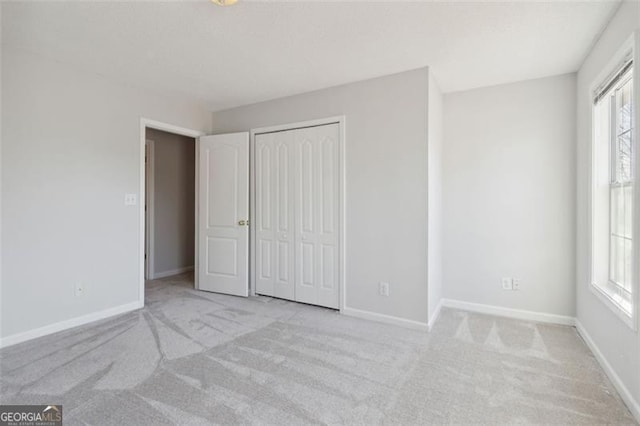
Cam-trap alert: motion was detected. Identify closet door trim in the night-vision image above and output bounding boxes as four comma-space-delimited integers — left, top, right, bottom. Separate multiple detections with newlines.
250, 116, 346, 312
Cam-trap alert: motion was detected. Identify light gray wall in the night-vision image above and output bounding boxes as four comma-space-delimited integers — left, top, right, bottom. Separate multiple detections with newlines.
427, 72, 444, 323
146, 129, 195, 276
576, 0, 640, 413
1, 47, 211, 340
211, 68, 430, 324
443, 73, 576, 317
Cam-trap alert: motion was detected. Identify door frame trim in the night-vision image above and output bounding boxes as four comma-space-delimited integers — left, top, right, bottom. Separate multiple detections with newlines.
139, 118, 204, 306
145, 139, 156, 280
249, 116, 346, 312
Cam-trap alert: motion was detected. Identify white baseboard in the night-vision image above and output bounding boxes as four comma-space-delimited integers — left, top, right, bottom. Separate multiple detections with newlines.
341, 306, 429, 332
575, 319, 640, 422
441, 299, 575, 326
0, 300, 143, 349
152, 265, 194, 279
428, 298, 444, 331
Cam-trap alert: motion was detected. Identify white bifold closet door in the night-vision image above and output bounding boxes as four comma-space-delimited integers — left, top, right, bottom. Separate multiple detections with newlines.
255, 130, 296, 301
255, 123, 340, 309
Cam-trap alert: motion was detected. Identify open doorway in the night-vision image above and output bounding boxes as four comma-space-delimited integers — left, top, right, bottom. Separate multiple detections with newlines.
139, 119, 204, 305
144, 126, 197, 289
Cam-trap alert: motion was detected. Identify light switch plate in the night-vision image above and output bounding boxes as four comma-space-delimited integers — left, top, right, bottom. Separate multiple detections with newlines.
124, 194, 138, 206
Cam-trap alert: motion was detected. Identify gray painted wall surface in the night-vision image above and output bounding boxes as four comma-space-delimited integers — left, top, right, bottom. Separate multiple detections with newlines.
443, 74, 577, 317
1, 47, 211, 339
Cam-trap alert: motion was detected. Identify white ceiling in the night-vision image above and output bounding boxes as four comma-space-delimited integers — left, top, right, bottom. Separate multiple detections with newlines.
2, 0, 620, 111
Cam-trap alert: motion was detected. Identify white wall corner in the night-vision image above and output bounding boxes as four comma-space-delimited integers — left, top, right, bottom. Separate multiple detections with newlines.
0, 301, 143, 349
341, 306, 429, 332
428, 298, 443, 331
441, 298, 576, 326
575, 320, 640, 422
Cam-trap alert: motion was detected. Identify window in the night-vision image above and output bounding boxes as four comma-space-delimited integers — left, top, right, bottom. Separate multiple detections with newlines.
592, 58, 635, 321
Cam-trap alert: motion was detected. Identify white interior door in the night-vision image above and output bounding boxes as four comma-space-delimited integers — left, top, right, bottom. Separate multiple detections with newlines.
198, 132, 249, 296
255, 131, 295, 300
294, 124, 340, 309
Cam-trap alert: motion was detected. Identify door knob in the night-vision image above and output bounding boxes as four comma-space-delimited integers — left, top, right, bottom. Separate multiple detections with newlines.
238, 220, 246, 226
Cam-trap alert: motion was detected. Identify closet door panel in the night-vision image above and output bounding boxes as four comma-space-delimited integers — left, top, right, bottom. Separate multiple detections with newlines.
255, 130, 295, 300
255, 134, 275, 297
316, 124, 340, 309
294, 133, 317, 305
273, 131, 295, 300
294, 123, 340, 309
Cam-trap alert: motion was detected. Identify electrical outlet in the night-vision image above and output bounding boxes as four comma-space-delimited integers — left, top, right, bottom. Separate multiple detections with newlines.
512, 278, 521, 290
75, 281, 84, 297
501, 277, 513, 290
379, 282, 390, 297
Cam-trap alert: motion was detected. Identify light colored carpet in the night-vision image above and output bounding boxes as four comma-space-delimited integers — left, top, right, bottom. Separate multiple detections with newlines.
0, 273, 635, 425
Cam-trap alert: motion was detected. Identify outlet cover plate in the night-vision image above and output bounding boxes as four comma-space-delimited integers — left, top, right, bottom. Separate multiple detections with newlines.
379, 282, 390, 297
75, 282, 84, 297
501, 277, 513, 290
512, 279, 521, 290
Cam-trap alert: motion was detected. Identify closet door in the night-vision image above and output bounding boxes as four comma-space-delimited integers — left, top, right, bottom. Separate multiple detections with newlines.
294, 124, 340, 309
255, 131, 295, 300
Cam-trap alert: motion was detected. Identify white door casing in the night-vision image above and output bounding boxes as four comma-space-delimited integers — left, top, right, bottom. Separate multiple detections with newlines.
254, 123, 341, 309
144, 140, 155, 280
198, 132, 250, 297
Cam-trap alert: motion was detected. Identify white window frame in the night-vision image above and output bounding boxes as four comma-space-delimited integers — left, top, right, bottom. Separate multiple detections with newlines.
607, 69, 634, 308
589, 34, 638, 330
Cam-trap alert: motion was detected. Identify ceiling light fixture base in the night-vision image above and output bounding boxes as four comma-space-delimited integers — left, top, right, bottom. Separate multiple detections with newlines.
211, 0, 238, 6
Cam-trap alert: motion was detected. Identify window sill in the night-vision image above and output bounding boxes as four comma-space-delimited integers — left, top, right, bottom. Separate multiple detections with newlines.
590, 282, 637, 331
